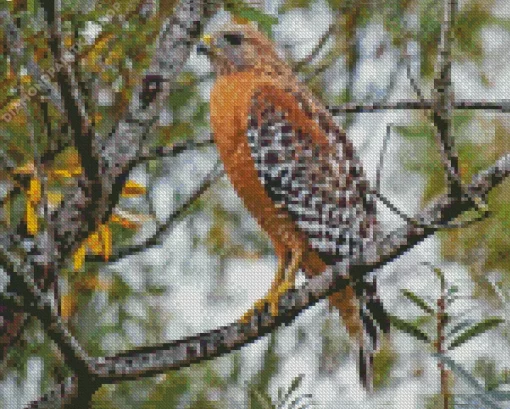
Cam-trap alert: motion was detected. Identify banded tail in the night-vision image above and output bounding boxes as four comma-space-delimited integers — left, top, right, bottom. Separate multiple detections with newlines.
328, 273, 390, 390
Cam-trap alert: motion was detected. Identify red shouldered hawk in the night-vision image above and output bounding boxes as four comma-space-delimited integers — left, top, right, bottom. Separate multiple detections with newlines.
198, 23, 389, 389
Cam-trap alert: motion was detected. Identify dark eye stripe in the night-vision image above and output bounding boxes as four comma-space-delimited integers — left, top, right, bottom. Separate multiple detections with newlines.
223, 33, 243, 46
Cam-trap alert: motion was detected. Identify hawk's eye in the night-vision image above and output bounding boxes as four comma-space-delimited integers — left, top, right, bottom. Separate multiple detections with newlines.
223, 33, 244, 46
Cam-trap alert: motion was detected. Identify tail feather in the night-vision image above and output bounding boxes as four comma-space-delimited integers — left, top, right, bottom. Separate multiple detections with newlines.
328, 273, 389, 390
362, 278, 391, 334
357, 276, 390, 390
301, 254, 389, 390
359, 345, 374, 392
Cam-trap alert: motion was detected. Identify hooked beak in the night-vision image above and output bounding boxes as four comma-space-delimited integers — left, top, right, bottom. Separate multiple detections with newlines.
197, 34, 213, 56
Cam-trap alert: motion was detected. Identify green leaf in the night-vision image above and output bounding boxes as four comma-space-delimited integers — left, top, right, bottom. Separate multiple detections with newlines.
279, 0, 312, 13
395, 123, 435, 140
433, 267, 446, 290
389, 314, 431, 344
249, 387, 274, 409
445, 319, 476, 339
109, 275, 132, 302
448, 318, 504, 350
278, 374, 304, 406
401, 289, 435, 315
225, 3, 278, 36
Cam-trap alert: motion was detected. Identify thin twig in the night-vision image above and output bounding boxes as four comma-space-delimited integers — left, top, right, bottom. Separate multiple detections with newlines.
293, 22, 336, 72
407, 60, 427, 103
87, 161, 224, 263
326, 99, 510, 114
136, 137, 215, 163
432, 0, 462, 197
374, 125, 490, 230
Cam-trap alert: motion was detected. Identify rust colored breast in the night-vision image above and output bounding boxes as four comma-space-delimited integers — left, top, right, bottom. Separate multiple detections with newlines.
210, 72, 305, 253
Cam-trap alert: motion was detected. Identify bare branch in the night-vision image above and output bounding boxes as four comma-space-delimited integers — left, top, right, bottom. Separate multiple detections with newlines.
0, 1, 221, 394
432, 0, 462, 196
0, 246, 93, 378
39, 0, 220, 264
293, 22, 336, 72
326, 99, 510, 114
406, 60, 427, 103
81, 152, 509, 383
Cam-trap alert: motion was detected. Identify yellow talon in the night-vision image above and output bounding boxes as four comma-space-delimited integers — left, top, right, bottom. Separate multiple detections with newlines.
238, 248, 302, 323
268, 280, 294, 317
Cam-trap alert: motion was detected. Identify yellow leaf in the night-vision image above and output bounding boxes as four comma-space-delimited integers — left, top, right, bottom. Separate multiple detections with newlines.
87, 231, 102, 255
61, 294, 75, 319
50, 169, 73, 179
121, 180, 147, 197
49, 165, 82, 180
14, 162, 35, 175
233, 16, 250, 24
28, 178, 41, 203
70, 166, 83, 176
47, 191, 63, 208
20, 75, 32, 84
110, 50, 121, 60
26, 201, 38, 235
110, 213, 140, 229
99, 224, 112, 262
73, 243, 86, 271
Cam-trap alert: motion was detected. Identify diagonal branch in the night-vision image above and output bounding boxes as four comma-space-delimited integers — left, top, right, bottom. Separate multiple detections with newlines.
0, 246, 93, 379
293, 22, 337, 72
79, 152, 509, 383
87, 160, 223, 264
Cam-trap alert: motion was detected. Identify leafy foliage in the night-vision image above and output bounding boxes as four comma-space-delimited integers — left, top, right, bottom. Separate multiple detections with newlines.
447, 317, 504, 350
249, 373, 314, 409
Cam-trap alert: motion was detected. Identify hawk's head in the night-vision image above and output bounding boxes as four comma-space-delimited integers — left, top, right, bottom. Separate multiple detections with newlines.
197, 23, 287, 76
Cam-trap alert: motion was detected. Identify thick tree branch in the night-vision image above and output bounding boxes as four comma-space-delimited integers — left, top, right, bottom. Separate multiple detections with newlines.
38, 0, 102, 191
76, 152, 508, 383
0, 247, 93, 379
